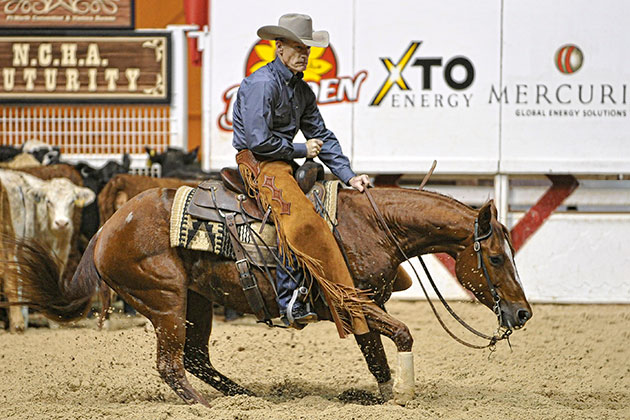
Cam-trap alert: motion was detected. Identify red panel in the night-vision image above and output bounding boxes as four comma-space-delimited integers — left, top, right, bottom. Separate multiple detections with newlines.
510, 175, 579, 252
184, 0, 209, 66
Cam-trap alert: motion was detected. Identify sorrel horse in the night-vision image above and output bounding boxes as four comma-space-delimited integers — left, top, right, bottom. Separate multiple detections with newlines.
11, 186, 532, 406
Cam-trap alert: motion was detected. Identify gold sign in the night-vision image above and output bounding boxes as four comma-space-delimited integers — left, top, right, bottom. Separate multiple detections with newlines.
0, 0, 134, 29
0, 33, 170, 103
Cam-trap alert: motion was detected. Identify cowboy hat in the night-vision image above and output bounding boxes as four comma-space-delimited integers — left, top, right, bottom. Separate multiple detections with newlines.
257, 13, 329, 48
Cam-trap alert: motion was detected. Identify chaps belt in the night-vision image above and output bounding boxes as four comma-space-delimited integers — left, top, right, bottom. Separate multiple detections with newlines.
224, 212, 271, 322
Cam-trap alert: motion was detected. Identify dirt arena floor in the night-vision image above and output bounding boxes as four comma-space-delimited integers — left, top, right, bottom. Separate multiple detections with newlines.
1, 300, 629, 420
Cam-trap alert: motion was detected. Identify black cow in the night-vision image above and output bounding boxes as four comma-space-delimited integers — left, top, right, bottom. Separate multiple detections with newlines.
0, 145, 20, 163
145, 146, 216, 180
21, 140, 61, 165
74, 153, 131, 243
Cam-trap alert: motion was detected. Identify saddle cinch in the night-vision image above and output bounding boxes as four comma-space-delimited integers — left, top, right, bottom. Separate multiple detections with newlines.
185, 162, 328, 323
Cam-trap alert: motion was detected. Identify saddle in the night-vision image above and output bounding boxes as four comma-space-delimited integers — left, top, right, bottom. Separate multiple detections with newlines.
185, 161, 326, 324
187, 162, 325, 225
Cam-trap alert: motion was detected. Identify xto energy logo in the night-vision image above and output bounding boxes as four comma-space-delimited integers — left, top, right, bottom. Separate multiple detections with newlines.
218, 40, 367, 131
370, 41, 475, 108
555, 44, 583, 74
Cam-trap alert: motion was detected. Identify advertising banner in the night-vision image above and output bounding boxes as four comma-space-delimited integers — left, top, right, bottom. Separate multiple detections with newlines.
0, 32, 170, 103
353, 0, 501, 174
0, 0, 134, 29
500, 0, 630, 174
208, 0, 630, 175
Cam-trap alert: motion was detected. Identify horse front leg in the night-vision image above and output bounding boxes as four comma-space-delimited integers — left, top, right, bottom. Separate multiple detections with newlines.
354, 331, 393, 401
360, 303, 414, 405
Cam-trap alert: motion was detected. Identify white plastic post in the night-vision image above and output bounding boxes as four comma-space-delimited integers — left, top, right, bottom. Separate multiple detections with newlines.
165, 24, 198, 151
189, 26, 212, 171
494, 173, 509, 225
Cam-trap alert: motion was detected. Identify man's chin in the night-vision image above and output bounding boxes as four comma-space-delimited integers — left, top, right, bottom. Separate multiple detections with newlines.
291, 64, 307, 73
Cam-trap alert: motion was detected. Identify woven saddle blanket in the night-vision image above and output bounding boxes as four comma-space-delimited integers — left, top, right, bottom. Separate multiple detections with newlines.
169, 180, 342, 266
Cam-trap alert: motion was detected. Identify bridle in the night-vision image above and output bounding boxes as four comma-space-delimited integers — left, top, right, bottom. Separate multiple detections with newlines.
364, 188, 512, 350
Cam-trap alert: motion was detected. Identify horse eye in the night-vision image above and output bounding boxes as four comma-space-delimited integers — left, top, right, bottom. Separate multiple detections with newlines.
489, 255, 504, 266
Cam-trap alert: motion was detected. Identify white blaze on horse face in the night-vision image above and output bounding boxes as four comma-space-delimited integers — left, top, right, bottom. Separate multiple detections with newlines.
503, 237, 523, 288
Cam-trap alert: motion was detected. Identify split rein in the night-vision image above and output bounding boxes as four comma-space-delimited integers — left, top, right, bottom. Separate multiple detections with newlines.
363, 187, 512, 351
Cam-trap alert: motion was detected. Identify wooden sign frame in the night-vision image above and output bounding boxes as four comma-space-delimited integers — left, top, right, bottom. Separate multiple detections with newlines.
0, 31, 171, 104
0, 0, 135, 29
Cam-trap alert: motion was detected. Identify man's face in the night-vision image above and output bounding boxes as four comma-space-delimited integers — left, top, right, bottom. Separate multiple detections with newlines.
277, 39, 310, 73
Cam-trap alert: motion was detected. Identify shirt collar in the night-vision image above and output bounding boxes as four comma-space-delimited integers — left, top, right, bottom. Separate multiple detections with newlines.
271, 57, 304, 86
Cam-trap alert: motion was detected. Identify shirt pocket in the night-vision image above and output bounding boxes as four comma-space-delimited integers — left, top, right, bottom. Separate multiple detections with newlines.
272, 104, 291, 127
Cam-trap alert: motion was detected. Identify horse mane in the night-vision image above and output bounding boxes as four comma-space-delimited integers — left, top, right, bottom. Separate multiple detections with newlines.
362, 186, 477, 215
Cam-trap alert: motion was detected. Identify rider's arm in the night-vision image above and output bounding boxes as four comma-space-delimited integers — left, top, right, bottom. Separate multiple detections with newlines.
299, 87, 356, 184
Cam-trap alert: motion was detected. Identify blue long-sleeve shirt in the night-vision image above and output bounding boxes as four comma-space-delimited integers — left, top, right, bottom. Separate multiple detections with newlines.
232, 57, 356, 184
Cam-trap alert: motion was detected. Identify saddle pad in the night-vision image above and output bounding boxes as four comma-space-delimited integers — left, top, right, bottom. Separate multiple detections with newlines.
314, 180, 341, 231
170, 181, 343, 262
170, 186, 226, 254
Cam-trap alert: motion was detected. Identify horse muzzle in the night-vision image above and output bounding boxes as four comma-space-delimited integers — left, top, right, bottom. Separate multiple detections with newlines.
501, 303, 533, 330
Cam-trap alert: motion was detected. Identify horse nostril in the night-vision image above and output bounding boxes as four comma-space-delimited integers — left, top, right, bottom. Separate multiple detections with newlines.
516, 308, 531, 324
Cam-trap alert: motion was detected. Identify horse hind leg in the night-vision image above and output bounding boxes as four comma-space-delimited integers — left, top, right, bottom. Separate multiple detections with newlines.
184, 290, 253, 396
110, 281, 209, 406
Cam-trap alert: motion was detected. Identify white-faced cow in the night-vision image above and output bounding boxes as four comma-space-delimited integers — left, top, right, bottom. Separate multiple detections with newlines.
0, 169, 95, 332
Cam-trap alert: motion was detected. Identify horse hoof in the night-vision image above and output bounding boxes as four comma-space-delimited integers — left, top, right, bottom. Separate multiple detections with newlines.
10, 323, 26, 333
378, 379, 394, 401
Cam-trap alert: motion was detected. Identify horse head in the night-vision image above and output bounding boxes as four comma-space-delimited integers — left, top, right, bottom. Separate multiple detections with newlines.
455, 200, 532, 330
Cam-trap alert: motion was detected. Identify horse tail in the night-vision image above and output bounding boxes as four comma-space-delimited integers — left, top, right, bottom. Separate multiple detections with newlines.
9, 234, 101, 322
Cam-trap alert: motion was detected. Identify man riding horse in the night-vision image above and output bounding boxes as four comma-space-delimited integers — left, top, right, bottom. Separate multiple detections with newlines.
232, 13, 374, 337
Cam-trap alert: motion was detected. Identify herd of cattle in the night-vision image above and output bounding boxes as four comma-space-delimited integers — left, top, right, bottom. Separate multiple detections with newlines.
0, 141, 214, 332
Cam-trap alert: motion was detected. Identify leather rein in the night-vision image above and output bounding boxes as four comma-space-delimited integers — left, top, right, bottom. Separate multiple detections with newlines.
363, 187, 512, 350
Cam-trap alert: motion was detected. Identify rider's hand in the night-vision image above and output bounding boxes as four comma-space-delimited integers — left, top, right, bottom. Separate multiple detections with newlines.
305, 139, 323, 158
349, 174, 371, 192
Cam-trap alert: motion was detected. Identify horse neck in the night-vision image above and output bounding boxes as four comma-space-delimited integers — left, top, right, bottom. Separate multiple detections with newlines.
360, 188, 476, 260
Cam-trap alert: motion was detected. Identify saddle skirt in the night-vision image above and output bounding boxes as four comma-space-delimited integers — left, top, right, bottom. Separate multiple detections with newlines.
169, 180, 342, 267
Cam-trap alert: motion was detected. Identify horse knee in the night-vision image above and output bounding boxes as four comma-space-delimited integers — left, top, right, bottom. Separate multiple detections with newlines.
392, 325, 413, 352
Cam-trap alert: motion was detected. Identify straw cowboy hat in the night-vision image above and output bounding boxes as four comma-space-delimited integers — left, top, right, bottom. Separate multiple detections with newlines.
257, 13, 329, 48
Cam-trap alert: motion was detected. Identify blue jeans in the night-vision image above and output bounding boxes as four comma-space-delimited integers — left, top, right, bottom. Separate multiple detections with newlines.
276, 256, 304, 314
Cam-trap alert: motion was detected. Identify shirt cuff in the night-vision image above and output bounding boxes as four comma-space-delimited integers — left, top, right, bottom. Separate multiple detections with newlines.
290, 143, 308, 159
337, 168, 357, 185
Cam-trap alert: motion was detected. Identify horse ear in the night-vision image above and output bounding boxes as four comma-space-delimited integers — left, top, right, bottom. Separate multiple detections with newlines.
477, 200, 497, 236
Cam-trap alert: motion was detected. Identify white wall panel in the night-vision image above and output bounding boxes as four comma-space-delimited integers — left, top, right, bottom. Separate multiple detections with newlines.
500, 0, 630, 174
353, 0, 501, 174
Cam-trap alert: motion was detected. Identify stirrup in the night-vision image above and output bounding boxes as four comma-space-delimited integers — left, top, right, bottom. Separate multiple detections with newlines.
285, 288, 317, 326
